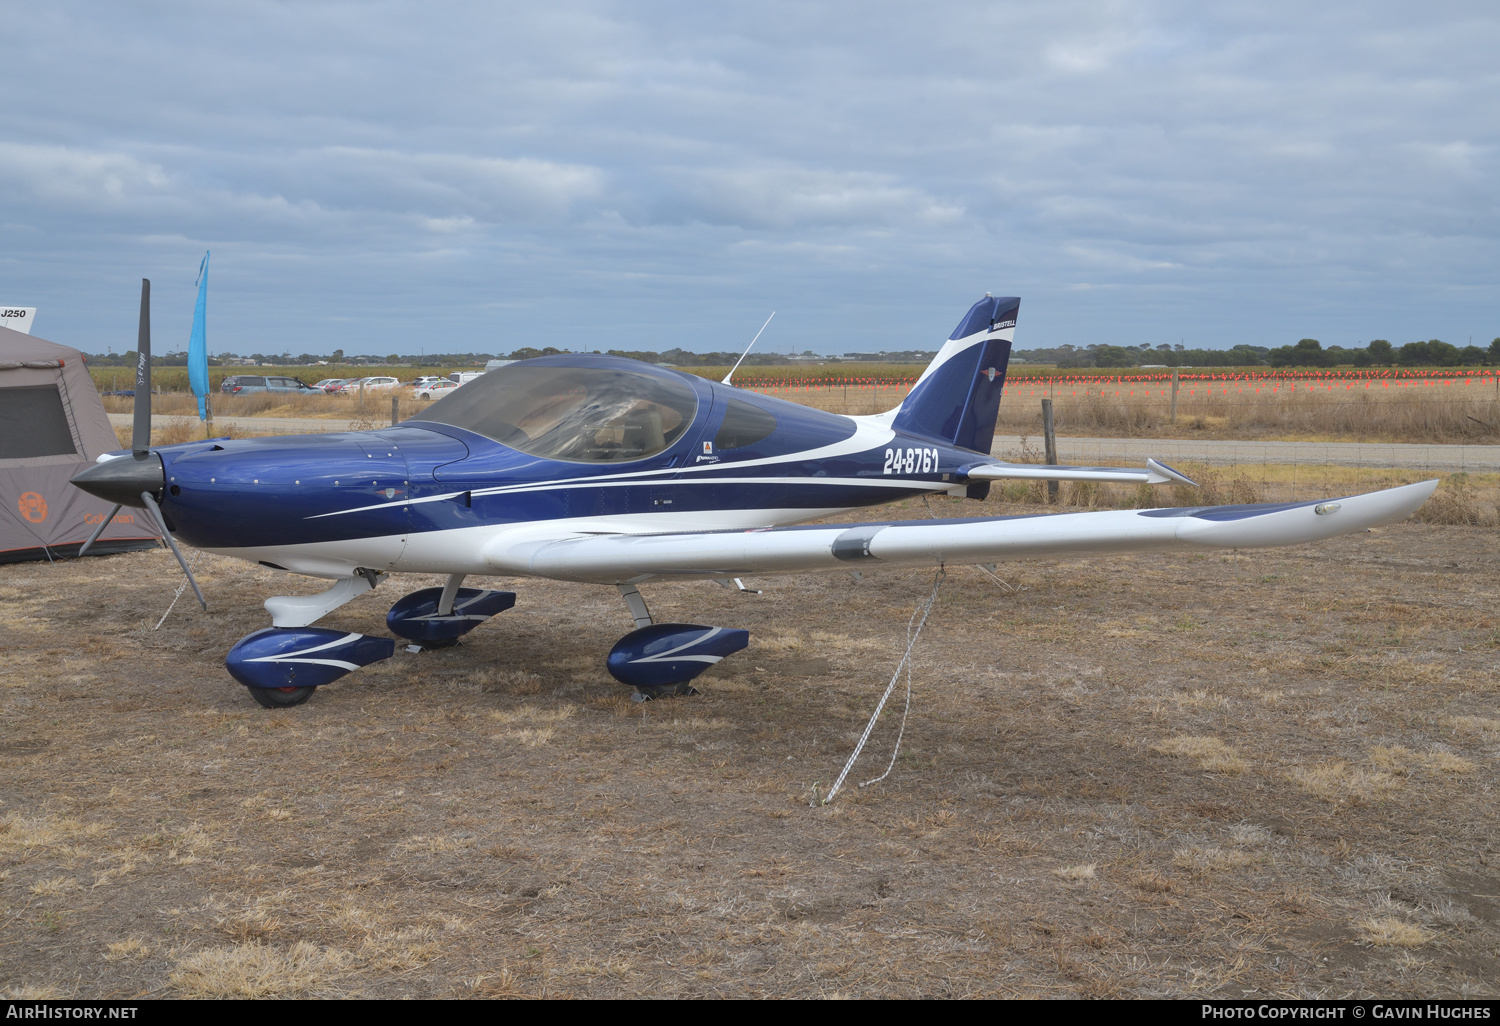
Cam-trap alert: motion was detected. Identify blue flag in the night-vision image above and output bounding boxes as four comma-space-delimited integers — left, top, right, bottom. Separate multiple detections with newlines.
189, 251, 210, 420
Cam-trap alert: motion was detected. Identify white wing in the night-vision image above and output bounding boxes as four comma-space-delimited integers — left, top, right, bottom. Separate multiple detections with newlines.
484, 480, 1437, 585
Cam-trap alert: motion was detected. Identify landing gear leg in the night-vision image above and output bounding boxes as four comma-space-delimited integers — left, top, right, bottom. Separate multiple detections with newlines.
438, 574, 464, 616
617, 584, 654, 628
410, 573, 468, 650
264, 572, 382, 628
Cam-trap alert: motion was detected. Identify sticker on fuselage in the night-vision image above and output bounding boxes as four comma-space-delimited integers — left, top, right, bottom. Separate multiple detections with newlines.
883, 447, 939, 475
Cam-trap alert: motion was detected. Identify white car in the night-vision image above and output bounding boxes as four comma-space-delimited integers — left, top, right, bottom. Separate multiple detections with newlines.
336, 376, 401, 396
412, 379, 458, 400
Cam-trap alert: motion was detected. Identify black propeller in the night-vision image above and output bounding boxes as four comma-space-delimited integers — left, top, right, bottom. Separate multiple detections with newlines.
73, 280, 206, 610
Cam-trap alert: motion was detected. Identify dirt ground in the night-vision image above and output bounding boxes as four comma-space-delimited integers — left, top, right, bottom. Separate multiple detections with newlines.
2, 492, 1498, 998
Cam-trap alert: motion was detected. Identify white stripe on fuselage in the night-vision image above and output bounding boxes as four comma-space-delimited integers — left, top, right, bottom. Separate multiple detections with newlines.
309, 418, 899, 519
310, 473, 935, 519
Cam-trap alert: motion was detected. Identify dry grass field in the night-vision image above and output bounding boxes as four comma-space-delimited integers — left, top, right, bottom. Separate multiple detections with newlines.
2, 487, 1498, 998
752, 379, 1500, 445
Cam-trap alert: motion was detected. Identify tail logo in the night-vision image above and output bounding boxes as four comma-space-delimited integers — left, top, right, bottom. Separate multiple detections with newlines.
991, 318, 1016, 331
981, 367, 998, 382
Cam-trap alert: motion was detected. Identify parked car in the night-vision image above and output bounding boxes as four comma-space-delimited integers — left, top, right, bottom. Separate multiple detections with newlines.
311, 378, 347, 392
332, 376, 401, 396
411, 379, 458, 400
220, 375, 320, 395
447, 372, 485, 385
411, 376, 445, 388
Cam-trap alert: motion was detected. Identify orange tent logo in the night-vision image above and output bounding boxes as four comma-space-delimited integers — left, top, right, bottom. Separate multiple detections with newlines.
18, 492, 48, 523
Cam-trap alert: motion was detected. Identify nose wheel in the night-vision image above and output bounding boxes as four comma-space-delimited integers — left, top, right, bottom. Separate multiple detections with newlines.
248, 685, 316, 709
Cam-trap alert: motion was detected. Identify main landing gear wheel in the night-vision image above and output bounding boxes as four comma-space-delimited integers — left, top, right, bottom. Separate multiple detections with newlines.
248, 686, 316, 709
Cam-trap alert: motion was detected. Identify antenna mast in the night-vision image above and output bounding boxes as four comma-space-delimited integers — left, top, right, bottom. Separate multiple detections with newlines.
722, 312, 776, 385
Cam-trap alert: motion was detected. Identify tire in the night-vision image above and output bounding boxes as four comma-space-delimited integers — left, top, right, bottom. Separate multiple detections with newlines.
248, 686, 316, 709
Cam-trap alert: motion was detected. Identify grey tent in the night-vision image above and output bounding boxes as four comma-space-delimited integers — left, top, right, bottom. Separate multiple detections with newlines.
0, 324, 158, 562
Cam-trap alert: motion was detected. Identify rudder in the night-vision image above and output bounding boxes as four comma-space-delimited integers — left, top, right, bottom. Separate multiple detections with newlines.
891, 295, 1018, 453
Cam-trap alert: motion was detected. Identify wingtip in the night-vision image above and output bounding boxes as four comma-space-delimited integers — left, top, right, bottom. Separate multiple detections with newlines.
1146, 458, 1198, 488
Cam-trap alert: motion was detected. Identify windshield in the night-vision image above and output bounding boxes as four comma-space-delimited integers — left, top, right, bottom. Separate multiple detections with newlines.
411, 359, 699, 462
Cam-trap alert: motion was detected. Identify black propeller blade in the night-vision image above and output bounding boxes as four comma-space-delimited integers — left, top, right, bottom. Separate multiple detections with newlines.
73, 281, 166, 510
71, 279, 208, 610
141, 491, 205, 611
76, 503, 122, 557
133, 278, 151, 454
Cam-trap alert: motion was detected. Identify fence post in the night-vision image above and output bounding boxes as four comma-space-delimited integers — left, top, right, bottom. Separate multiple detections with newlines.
391, 394, 399, 427
204, 395, 213, 439
1170, 369, 1179, 425
1041, 398, 1058, 504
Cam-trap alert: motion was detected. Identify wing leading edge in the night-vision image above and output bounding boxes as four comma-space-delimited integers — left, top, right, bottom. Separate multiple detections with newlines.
484, 480, 1438, 585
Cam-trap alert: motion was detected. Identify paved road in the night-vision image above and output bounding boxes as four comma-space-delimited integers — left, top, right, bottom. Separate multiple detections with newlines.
990, 435, 1499, 472
110, 415, 1496, 471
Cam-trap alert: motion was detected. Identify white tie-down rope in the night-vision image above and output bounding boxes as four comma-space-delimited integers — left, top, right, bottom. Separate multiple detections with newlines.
820, 565, 946, 805
154, 549, 204, 631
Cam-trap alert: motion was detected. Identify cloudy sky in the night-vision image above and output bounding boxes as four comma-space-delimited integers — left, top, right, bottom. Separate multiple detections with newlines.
1, 1, 1496, 356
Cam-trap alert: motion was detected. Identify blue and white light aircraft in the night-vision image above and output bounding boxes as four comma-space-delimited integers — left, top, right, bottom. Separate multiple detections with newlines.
72, 284, 1437, 708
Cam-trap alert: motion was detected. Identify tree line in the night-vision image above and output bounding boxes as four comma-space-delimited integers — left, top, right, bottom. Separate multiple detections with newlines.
1017, 338, 1500, 369
82, 336, 1500, 371
81, 345, 842, 368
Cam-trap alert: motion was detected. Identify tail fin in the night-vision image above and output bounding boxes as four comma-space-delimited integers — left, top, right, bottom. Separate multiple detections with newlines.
890, 295, 1017, 453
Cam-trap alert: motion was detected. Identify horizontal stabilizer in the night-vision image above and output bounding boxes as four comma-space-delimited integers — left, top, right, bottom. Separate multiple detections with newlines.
961, 458, 1198, 487
485, 480, 1438, 584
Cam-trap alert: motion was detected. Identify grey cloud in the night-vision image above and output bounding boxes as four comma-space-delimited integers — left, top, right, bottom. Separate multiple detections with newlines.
1, 0, 1496, 353
654, 163, 964, 230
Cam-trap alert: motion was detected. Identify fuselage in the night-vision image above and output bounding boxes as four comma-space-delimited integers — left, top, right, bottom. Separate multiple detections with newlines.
152, 355, 991, 581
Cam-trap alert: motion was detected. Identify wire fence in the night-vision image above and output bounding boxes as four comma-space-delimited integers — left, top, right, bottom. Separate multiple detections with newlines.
739, 374, 1500, 446
730, 375, 1500, 522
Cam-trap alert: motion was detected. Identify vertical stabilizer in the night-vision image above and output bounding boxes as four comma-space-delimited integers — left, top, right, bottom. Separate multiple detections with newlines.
889, 295, 1018, 453
0, 307, 36, 335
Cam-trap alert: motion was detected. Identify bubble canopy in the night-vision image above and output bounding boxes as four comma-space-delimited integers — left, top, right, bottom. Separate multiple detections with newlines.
411, 356, 699, 463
